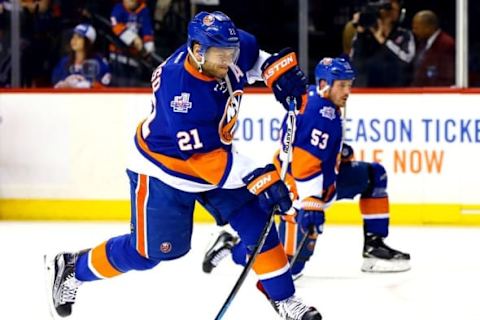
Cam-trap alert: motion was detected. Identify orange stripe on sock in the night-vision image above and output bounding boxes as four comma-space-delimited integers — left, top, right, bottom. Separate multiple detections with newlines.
253, 243, 289, 276
284, 218, 297, 256
360, 197, 389, 214
136, 174, 148, 257
91, 242, 122, 278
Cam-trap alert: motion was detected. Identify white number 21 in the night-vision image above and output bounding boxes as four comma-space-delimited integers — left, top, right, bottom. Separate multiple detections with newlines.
310, 128, 329, 149
177, 129, 204, 151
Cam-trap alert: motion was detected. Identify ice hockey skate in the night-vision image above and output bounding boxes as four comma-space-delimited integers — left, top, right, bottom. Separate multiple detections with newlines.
361, 233, 411, 272
202, 230, 238, 273
276, 295, 322, 320
44, 252, 82, 318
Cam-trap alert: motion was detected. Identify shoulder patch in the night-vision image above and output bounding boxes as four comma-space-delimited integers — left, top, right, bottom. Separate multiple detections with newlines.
319, 106, 336, 120
170, 93, 192, 113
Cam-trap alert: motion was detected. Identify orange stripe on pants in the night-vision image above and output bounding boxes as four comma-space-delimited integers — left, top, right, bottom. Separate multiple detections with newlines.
91, 242, 122, 278
360, 197, 389, 214
136, 174, 148, 257
253, 243, 289, 276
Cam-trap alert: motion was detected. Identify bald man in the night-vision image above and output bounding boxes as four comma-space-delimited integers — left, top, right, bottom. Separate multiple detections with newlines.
411, 10, 455, 86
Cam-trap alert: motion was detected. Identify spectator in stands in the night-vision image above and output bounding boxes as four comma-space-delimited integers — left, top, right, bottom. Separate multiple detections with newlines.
109, 0, 155, 87
350, 0, 415, 87
411, 10, 455, 87
52, 23, 111, 88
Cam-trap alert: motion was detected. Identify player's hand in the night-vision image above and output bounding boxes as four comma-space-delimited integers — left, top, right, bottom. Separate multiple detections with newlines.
243, 164, 292, 214
261, 48, 307, 111
297, 197, 325, 233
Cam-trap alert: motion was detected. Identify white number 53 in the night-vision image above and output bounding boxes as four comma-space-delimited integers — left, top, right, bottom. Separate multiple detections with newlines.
310, 128, 329, 149
177, 129, 204, 151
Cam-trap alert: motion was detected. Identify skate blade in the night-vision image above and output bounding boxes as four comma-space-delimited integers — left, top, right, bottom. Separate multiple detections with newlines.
361, 258, 411, 273
44, 254, 59, 319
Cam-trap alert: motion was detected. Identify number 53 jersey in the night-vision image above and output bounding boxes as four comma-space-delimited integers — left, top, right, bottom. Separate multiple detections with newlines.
127, 30, 268, 192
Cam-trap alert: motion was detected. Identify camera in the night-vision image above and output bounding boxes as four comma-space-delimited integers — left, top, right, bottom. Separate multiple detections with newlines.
358, 0, 392, 28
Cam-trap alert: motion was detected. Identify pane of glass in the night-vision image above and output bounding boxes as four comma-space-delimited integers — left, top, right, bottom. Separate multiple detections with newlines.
308, 0, 457, 87
469, 1, 480, 87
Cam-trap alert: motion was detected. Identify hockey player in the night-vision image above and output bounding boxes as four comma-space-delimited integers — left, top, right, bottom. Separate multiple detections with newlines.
44, 11, 322, 320
203, 57, 411, 282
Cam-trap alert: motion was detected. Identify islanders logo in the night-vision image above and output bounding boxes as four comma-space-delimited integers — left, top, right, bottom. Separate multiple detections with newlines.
203, 15, 215, 26
219, 90, 243, 144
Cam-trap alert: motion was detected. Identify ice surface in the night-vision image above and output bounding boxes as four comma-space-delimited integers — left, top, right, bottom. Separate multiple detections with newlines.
0, 222, 479, 320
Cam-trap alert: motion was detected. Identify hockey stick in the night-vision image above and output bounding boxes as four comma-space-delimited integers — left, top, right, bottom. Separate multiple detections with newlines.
214, 99, 296, 320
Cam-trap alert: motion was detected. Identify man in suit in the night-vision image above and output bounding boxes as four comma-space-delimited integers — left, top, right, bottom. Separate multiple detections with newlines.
411, 10, 455, 87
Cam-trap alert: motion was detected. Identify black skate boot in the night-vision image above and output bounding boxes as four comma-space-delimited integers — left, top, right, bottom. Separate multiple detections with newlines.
202, 230, 238, 273
276, 295, 322, 320
44, 252, 83, 317
362, 233, 411, 272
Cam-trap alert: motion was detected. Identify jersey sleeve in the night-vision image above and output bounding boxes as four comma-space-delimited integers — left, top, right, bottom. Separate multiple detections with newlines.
236, 29, 271, 84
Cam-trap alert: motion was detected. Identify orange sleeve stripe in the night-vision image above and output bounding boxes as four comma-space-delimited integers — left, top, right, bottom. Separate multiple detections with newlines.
360, 197, 389, 214
136, 174, 148, 257
134, 2, 146, 14
112, 23, 127, 36
91, 242, 122, 278
143, 35, 154, 42
186, 148, 229, 186
291, 147, 322, 180
263, 52, 297, 88
253, 243, 289, 275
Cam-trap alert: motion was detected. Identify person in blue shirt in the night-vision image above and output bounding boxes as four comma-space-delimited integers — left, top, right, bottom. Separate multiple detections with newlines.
52, 23, 111, 88
45, 11, 321, 320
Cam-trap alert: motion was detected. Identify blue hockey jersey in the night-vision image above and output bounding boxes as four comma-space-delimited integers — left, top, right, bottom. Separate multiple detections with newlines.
276, 85, 343, 206
128, 30, 270, 192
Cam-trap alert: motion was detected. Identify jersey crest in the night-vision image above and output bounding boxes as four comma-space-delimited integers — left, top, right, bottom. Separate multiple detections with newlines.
219, 90, 243, 144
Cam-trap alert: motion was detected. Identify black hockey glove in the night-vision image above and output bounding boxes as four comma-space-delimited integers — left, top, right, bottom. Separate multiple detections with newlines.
243, 164, 292, 214
261, 48, 308, 111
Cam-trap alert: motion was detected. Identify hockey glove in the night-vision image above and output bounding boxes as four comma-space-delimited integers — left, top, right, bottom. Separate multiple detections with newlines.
341, 143, 354, 162
243, 164, 292, 214
297, 197, 325, 234
261, 48, 308, 111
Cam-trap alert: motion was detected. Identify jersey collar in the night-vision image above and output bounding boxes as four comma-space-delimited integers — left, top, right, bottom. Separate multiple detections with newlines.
184, 57, 216, 82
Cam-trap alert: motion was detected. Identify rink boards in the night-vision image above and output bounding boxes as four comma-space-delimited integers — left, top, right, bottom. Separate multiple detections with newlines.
0, 89, 479, 224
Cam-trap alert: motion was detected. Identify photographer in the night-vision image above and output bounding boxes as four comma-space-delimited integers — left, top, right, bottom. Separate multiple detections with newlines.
349, 0, 415, 87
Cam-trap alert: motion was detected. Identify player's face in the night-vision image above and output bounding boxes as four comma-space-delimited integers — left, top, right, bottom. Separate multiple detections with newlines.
202, 47, 239, 79
70, 34, 85, 52
329, 80, 352, 108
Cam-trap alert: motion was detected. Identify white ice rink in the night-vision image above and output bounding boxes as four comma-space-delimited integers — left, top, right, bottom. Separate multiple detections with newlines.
1, 222, 479, 320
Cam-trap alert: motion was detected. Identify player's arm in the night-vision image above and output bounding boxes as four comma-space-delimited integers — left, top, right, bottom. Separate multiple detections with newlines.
290, 117, 342, 232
